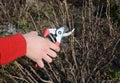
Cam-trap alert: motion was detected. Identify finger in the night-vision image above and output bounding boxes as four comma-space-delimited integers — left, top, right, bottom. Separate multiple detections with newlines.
47, 49, 57, 58
37, 59, 44, 68
49, 42, 60, 52
43, 55, 52, 63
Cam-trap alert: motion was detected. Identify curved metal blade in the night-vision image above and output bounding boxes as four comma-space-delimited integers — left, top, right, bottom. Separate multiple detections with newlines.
62, 28, 75, 37
63, 25, 69, 33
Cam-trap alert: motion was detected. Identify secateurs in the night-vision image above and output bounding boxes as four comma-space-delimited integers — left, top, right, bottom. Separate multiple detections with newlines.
43, 25, 75, 46
35, 25, 74, 68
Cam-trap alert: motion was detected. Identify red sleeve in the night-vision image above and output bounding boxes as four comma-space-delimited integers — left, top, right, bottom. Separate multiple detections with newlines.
0, 34, 26, 65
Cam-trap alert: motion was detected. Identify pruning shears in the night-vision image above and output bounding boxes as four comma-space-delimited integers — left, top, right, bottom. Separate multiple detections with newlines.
35, 25, 75, 68
43, 25, 75, 46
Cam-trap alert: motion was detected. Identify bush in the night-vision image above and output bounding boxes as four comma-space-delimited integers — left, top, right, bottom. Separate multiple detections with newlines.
0, 0, 120, 83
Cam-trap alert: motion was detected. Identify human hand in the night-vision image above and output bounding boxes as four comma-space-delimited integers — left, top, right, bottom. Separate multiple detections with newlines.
23, 31, 60, 68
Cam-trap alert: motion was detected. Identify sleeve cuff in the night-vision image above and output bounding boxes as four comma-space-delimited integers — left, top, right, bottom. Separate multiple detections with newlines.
0, 34, 26, 65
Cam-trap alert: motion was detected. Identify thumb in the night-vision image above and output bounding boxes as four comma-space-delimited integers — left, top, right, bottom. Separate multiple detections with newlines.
30, 31, 38, 36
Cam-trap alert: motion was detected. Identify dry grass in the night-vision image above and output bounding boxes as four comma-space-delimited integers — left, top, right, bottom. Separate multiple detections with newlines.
0, 0, 120, 83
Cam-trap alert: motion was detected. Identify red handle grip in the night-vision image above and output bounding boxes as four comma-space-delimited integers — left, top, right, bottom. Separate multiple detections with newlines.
55, 42, 60, 46
43, 28, 50, 37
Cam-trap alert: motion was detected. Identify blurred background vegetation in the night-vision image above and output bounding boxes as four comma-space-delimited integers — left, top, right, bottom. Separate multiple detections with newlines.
0, 0, 120, 83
